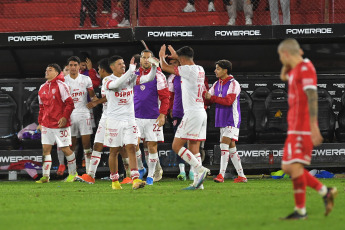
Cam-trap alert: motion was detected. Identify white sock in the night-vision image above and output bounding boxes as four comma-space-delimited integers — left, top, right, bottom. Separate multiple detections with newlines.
57, 148, 65, 166
88, 150, 102, 178
66, 153, 77, 175
318, 185, 328, 196
136, 150, 144, 170
193, 153, 202, 185
148, 153, 159, 178
130, 169, 140, 180
295, 207, 307, 215
177, 147, 203, 173
179, 163, 185, 174
220, 143, 230, 177
110, 172, 119, 182
42, 155, 52, 177
84, 149, 92, 174
229, 147, 245, 178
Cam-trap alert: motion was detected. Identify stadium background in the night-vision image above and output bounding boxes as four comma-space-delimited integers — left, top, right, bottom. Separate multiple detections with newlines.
1, 0, 345, 176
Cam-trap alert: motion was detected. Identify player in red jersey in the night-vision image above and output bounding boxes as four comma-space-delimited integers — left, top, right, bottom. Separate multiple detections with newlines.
278, 38, 337, 220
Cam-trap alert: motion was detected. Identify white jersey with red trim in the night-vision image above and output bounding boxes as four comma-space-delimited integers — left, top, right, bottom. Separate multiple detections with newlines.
100, 76, 110, 119
175, 65, 205, 113
103, 73, 136, 121
65, 73, 93, 115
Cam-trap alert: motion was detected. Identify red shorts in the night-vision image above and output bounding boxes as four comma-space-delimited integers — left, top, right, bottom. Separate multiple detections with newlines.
282, 134, 313, 165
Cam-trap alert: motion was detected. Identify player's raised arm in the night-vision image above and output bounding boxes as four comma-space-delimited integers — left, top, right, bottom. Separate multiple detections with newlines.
137, 65, 157, 84
159, 45, 175, 74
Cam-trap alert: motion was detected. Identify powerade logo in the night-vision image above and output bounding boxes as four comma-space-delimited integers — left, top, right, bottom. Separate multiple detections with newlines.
0, 156, 42, 163
74, 33, 120, 40
215, 30, 261, 37
147, 31, 193, 38
286, 28, 333, 35
8, 35, 53, 42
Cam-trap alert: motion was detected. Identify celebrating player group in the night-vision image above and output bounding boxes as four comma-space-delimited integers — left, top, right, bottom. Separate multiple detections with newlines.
36, 38, 337, 218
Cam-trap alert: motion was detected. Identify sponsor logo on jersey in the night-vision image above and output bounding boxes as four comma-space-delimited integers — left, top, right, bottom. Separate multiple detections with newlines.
74, 33, 120, 40
140, 85, 145, 91
115, 90, 133, 98
8, 35, 54, 42
71, 92, 85, 98
286, 28, 333, 35
147, 31, 193, 38
215, 30, 261, 37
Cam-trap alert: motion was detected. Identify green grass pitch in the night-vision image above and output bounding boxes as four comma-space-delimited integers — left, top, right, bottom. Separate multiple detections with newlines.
0, 177, 343, 230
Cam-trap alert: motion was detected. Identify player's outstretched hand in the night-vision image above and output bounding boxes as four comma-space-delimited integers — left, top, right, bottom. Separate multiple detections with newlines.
149, 57, 160, 67
58, 117, 67, 128
167, 45, 178, 59
130, 57, 136, 66
159, 44, 166, 58
86, 58, 93, 70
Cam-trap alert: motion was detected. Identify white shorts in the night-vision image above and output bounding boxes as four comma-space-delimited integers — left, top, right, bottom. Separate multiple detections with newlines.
175, 110, 207, 141
220, 126, 239, 142
70, 113, 93, 137
104, 118, 138, 147
41, 126, 72, 148
136, 118, 164, 142
94, 116, 106, 144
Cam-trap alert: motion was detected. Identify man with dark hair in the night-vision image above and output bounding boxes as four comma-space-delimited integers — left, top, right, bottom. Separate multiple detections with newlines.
133, 50, 169, 185
104, 55, 157, 190
159, 45, 210, 190
36, 64, 77, 183
278, 38, 337, 219
76, 58, 112, 184
64, 56, 96, 179
204, 60, 247, 183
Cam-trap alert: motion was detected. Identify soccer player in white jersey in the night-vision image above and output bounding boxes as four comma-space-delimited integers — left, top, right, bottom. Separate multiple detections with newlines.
104, 55, 157, 190
36, 64, 78, 183
159, 45, 210, 190
64, 56, 96, 175
76, 58, 112, 184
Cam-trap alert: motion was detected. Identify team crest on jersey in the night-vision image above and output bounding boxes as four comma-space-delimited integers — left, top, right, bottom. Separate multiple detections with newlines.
52, 89, 56, 94
140, 85, 146, 91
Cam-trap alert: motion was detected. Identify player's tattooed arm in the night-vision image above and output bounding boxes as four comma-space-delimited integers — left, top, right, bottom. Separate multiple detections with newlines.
305, 88, 323, 146
305, 88, 318, 119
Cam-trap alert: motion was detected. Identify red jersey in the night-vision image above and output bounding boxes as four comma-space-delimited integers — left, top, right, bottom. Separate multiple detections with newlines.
38, 73, 75, 128
287, 59, 317, 134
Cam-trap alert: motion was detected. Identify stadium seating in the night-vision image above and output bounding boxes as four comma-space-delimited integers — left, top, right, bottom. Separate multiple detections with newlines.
259, 89, 288, 143
238, 91, 255, 144
251, 87, 270, 142
0, 92, 20, 150
317, 89, 336, 142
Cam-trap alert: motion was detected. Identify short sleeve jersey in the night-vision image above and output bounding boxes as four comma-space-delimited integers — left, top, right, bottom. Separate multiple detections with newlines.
64, 74, 93, 115
100, 76, 110, 119
287, 59, 317, 133
103, 74, 135, 121
175, 65, 205, 112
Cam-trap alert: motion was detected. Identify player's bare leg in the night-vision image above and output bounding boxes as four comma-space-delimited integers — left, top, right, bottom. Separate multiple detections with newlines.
109, 147, 121, 189
126, 144, 146, 189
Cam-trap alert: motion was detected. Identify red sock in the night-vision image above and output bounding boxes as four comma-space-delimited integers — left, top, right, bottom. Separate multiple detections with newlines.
304, 169, 323, 191
292, 174, 306, 209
